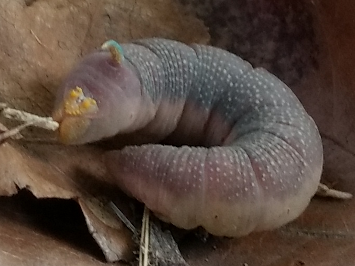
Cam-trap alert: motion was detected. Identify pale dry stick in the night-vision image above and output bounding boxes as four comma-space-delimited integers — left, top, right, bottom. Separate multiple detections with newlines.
316, 183, 353, 200
0, 103, 58, 143
0, 122, 8, 132
139, 206, 150, 266
30, 29, 46, 47
1, 104, 59, 131
0, 104, 23, 140
109, 201, 137, 234
0, 122, 31, 142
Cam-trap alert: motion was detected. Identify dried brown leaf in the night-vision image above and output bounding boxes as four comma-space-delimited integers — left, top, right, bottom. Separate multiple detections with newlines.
0, 191, 108, 266
78, 197, 136, 262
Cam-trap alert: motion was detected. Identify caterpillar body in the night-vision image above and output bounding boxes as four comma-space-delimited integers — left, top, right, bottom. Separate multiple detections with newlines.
53, 38, 323, 237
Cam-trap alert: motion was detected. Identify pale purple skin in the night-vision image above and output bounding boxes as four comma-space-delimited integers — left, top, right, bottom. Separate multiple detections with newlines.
55, 38, 323, 237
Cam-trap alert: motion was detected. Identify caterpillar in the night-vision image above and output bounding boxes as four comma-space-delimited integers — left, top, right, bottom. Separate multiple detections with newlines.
53, 38, 323, 237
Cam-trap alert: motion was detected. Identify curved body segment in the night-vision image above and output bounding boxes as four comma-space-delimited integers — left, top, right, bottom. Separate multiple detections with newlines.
53, 38, 323, 237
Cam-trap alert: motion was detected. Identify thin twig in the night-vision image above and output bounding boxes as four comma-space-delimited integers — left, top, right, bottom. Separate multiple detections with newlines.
316, 183, 353, 200
0, 122, 8, 132
1, 105, 58, 131
0, 122, 31, 142
0, 103, 59, 143
139, 206, 150, 266
109, 202, 137, 234
143, 208, 149, 266
30, 29, 45, 47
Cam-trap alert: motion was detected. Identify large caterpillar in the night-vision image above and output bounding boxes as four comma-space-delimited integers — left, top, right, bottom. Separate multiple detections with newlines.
53, 38, 323, 237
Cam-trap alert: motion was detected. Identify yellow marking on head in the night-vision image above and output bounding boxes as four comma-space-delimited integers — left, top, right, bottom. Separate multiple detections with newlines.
58, 116, 91, 144
69, 86, 83, 98
64, 86, 98, 116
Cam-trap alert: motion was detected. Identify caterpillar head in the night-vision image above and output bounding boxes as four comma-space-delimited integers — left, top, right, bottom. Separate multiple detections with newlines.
53, 40, 142, 145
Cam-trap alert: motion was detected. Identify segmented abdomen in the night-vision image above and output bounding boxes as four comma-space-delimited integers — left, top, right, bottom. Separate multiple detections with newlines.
106, 39, 323, 237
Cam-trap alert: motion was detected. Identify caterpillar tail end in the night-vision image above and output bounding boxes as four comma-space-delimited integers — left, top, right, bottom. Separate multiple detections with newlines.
101, 40, 124, 64
52, 86, 98, 144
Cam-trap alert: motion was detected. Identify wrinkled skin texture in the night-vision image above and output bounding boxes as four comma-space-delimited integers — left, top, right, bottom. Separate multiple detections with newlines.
53, 38, 323, 237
